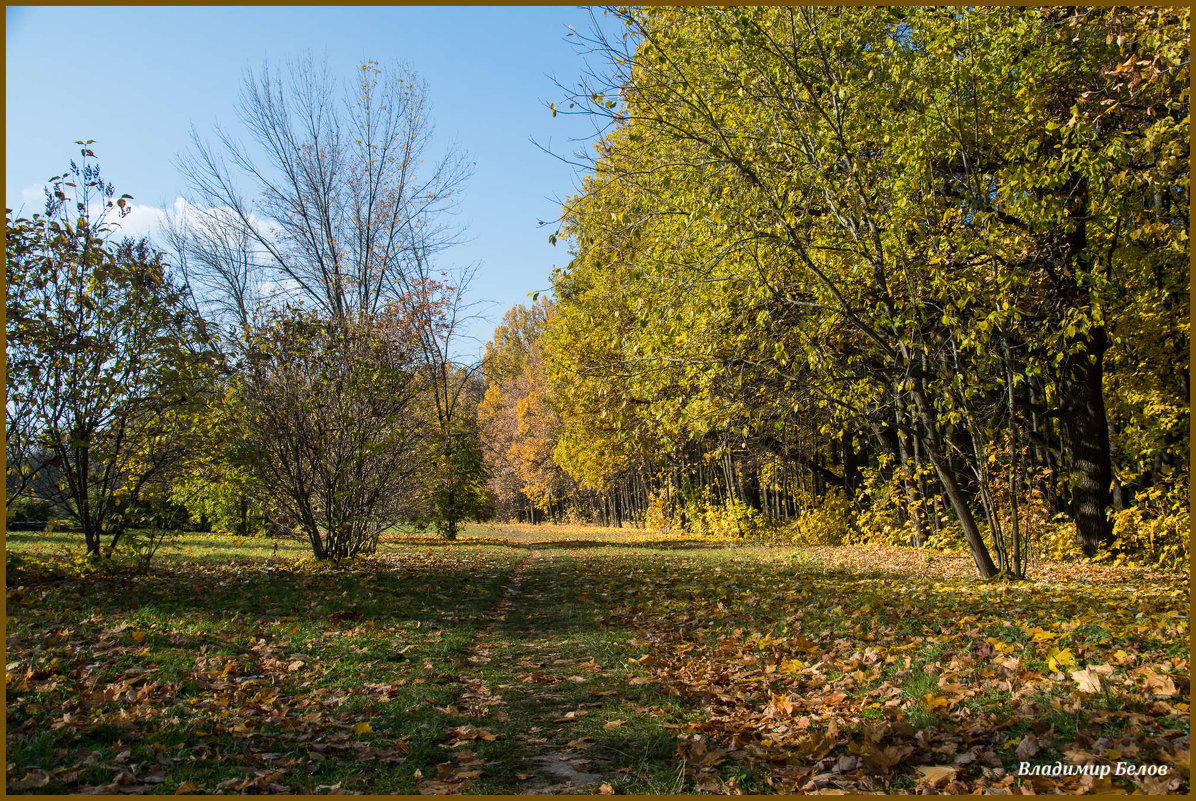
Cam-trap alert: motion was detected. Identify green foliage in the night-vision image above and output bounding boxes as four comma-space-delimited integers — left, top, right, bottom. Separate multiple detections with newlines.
6, 495, 55, 525
428, 424, 493, 541
171, 463, 266, 537
5, 145, 219, 559
233, 308, 431, 560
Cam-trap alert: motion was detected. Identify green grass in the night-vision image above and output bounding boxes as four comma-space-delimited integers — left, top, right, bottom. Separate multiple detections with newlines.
6, 529, 527, 793
5, 523, 1189, 794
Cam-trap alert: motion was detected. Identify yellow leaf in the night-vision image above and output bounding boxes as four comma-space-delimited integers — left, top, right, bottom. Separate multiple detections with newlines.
922, 693, 949, 710
354, 722, 373, 736
604, 720, 625, 730
1047, 647, 1076, 673
1026, 626, 1060, 642
779, 659, 804, 674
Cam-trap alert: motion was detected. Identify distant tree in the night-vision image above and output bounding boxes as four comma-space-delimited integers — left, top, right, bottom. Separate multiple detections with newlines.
5, 145, 218, 557
479, 299, 576, 522
427, 386, 493, 541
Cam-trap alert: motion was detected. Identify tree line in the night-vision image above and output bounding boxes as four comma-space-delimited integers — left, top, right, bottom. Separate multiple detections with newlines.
7, 11, 1188, 579
479, 6, 1189, 579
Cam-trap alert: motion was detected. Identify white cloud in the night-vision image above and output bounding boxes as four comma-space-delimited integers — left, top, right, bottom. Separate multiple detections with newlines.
11, 186, 180, 243
13, 183, 47, 215
108, 200, 171, 241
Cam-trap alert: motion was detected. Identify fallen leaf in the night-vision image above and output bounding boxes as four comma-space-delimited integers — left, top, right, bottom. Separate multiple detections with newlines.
1143, 669, 1177, 697
1070, 668, 1102, 694
916, 765, 957, 785
10, 769, 52, 791
1047, 647, 1077, 673
922, 692, 949, 709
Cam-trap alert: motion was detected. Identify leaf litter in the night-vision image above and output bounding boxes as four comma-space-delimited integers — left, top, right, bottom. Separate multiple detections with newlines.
6, 526, 1189, 794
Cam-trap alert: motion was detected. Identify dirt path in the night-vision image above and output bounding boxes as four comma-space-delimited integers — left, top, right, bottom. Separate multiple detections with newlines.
413, 543, 673, 794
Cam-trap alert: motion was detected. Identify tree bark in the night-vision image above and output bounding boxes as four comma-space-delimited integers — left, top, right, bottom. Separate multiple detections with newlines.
910, 386, 999, 578
1059, 327, 1114, 557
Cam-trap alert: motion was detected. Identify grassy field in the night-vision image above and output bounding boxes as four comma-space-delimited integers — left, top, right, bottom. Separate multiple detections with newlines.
5, 524, 1190, 794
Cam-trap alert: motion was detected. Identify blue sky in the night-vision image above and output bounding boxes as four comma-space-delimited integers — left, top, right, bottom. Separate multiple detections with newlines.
6, 5, 617, 353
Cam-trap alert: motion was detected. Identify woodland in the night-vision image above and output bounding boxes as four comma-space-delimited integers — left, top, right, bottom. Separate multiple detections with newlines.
5, 5, 1190, 796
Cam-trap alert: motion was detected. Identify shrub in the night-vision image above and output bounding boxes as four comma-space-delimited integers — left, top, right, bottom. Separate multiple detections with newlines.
1109, 479, 1189, 569
786, 489, 852, 546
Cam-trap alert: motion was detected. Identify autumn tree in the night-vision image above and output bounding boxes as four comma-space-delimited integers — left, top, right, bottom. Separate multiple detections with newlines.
232, 307, 430, 560
545, 6, 1188, 574
480, 298, 586, 523
5, 146, 218, 557
481, 299, 557, 521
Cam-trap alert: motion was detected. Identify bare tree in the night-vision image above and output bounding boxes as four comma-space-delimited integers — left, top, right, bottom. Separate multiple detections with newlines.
175, 56, 471, 327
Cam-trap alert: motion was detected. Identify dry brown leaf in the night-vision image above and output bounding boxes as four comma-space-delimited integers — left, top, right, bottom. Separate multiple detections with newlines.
1015, 732, 1040, 760
916, 765, 957, 785
1070, 668, 1102, 694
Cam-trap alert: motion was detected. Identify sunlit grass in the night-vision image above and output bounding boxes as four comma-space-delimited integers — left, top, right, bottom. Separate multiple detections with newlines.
5, 523, 1189, 794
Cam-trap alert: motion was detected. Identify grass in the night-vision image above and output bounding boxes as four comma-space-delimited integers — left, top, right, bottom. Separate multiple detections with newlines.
5, 523, 1190, 794
6, 527, 527, 793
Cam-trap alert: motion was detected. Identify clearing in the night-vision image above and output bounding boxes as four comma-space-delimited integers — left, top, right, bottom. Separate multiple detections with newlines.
5, 525, 1189, 794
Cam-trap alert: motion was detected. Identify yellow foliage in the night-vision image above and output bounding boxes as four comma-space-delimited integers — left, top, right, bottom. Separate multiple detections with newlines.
1108, 481, 1189, 569
645, 487, 681, 532
784, 489, 851, 546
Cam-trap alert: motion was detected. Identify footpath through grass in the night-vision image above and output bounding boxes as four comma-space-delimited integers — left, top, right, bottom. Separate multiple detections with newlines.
5, 524, 1190, 794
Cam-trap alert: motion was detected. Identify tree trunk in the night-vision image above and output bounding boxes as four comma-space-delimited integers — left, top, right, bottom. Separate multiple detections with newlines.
911, 386, 999, 578
742, 460, 762, 511
842, 430, 861, 502
1059, 327, 1114, 557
